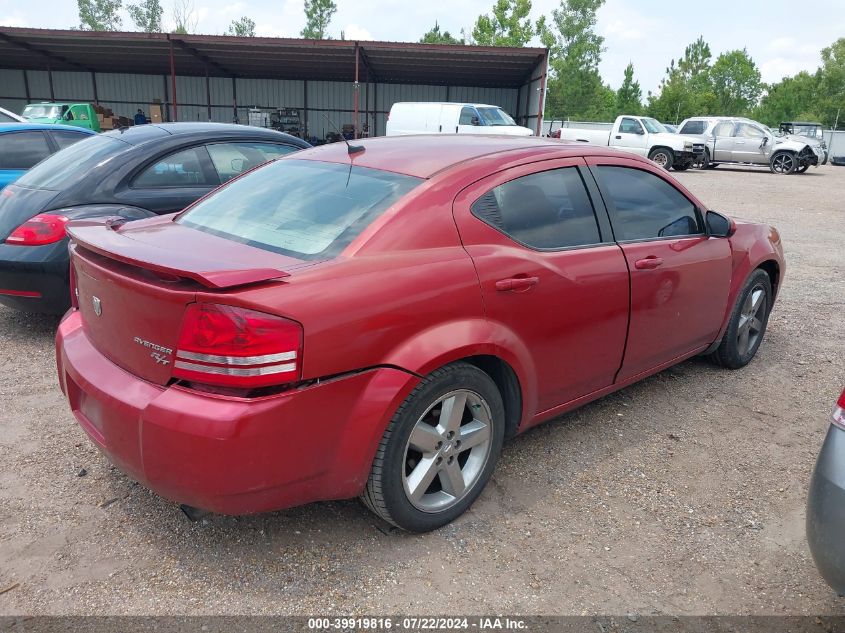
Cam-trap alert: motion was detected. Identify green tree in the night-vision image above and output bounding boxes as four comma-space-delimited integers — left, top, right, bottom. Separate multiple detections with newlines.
647, 36, 717, 123
472, 0, 537, 47
301, 0, 336, 39
420, 22, 464, 45
614, 62, 642, 115
227, 16, 256, 37
710, 48, 762, 115
818, 38, 845, 127
753, 71, 820, 127
539, 0, 610, 120
77, 0, 123, 30
127, 0, 163, 31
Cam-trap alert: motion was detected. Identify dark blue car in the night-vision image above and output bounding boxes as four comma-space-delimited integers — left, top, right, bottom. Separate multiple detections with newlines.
0, 123, 95, 191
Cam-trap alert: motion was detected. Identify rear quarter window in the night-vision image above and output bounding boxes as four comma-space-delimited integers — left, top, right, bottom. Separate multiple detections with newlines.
177, 159, 422, 260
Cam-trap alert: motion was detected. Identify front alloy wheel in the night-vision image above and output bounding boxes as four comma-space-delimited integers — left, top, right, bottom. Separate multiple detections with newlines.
770, 152, 796, 174
709, 269, 772, 369
362, 362, 505, 532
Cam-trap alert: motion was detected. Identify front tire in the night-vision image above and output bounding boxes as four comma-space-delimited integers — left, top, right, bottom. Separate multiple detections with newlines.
796, 164, 810, 173
709, 269, 772, 369
649, 147, 674, 170
361, 362, 505, 532
770, 151, 796, 174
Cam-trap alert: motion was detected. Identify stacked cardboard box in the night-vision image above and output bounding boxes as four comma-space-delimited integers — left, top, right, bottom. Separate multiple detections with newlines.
150, 100, 163, 123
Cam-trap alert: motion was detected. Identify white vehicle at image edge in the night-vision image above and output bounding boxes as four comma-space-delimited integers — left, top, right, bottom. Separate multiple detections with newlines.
553, 115, 705, 171
677, 116, 826, 174
386, 102, 533, 137
0, 107, 25, 123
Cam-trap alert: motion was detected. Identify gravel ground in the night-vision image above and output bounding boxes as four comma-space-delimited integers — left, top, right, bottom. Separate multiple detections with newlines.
0, 162, 843, 616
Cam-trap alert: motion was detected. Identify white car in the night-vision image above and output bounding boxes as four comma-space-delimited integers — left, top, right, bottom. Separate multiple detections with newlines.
386, 102, 533, 137
678, 116, 825, 174
554, 115, 705, 171
0, 107, 24, 123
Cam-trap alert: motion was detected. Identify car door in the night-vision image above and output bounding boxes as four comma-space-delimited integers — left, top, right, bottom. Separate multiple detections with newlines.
205, 141, 302, 183
614, 117, 649, 156
457, 106, 483, 135
588, 157, 732, 381
122, 145, 220, 214
731, 122, 769, 164
453, 158, 630, 414
711, 121, 735, 161
0, 130, 52, 190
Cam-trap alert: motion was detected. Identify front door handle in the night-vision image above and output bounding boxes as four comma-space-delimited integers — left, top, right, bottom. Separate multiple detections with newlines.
615, 135, 622, 139
495, 276, 539, 292
634, 256, 664, 270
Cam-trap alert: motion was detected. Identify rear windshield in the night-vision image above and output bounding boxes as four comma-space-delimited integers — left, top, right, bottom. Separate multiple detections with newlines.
177, 159, 422, 260
15, 134, 128, 191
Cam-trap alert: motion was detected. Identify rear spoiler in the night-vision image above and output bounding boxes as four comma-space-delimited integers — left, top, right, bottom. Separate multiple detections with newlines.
67, 217, 290, 289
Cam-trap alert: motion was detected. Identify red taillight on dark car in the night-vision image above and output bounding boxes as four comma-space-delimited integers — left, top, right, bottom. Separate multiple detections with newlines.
172, 303, 302, 388
6, 214, 70, 246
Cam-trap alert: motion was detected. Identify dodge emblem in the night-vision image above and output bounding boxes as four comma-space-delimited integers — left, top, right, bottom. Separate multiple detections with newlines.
92, 296, 102, 316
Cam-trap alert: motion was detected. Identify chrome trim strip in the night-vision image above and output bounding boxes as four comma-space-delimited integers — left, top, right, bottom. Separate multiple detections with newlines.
174, 360, 297, 377
175, 350, 297, 365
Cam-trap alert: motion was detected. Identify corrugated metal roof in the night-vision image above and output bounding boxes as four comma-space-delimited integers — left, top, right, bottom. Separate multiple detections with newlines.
0, 28, 546, 88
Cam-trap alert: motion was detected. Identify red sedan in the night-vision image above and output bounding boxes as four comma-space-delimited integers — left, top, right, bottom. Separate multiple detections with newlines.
56, 135, 784, 532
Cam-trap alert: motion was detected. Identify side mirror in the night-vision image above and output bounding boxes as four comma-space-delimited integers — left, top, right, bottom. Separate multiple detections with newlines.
471, 116, 480, 126
706, 210, 735, 238
636, 127, 645, 135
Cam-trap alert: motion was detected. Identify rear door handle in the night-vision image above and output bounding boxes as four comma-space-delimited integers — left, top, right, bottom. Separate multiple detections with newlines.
495, 276, 539, 292
634, 256, 664, 270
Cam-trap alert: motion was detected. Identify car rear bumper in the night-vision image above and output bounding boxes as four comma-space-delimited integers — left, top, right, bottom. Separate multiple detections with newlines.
56, 309, 418, 515
0, 242, 70, 314
807, 424, 845, 594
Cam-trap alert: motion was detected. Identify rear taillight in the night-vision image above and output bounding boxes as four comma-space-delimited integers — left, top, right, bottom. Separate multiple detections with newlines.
833, 387, 845, 430
6, 214, 69, 246
172, 303, 302, 388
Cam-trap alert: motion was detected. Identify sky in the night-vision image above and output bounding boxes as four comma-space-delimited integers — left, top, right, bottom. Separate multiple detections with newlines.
1, 0, 843, 94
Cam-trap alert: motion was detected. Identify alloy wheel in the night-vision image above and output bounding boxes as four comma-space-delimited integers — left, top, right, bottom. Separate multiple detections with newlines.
402, 389, 493, 513
737, 285, 766, 357
772, 153, 794, 174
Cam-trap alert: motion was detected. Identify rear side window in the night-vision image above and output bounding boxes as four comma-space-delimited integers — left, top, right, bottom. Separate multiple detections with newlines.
133, 147, 213, 188
471, 167, 601, 249
15, 134, 125, 190
679, 120, 707, 135
206, 142, 299, 183
50, 130, 89, 150
714, 121, 734, 137
0, 131, 52, 169
178, 159, 421, 260
595, 166, 701, 241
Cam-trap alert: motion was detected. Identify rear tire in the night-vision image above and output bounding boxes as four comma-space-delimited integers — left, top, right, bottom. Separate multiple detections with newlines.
361, 362, 505, 532
708, 269, 772, 369
649, 147, 674, 170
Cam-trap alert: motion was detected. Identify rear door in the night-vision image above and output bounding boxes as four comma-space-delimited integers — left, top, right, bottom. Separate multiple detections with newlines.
588, 157, 732, 381
119, 145, 220, 214
453, 157, 630, 414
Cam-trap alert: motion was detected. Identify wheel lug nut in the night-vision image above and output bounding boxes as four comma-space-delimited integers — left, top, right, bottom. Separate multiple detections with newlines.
435, 441, 443, 450
455, 440, 461, 448
446, 431, 454, 439
436, 456, 443, 465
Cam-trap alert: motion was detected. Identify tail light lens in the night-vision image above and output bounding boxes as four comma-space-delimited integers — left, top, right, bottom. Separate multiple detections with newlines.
833, 387, 845, 430
6, 214, 70, 246
173, 303, 302, 388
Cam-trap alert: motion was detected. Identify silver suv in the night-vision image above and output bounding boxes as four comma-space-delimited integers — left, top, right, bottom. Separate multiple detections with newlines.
677, 116, 825, 174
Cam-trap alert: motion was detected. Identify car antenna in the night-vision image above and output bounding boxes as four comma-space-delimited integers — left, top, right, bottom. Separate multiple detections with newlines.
323, 114, 365, 156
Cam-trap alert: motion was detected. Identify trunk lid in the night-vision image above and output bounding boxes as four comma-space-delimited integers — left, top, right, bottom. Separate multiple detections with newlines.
69, 215, 304, 385
0, 185, 61, 240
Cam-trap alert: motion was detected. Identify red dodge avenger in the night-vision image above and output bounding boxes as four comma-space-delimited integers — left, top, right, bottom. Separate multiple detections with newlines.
56, 135, 784, 532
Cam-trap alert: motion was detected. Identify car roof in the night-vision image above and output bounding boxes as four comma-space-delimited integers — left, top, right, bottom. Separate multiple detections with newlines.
294, 135, 643, 179
101, 122, 310, 147
0, 122, 97, 134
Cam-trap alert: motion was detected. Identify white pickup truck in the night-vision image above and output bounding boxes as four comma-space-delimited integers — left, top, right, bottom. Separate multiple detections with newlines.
552, 115, 706, 171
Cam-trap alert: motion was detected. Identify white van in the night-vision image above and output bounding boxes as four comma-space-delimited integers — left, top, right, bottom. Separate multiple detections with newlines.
385, 102, 533, 137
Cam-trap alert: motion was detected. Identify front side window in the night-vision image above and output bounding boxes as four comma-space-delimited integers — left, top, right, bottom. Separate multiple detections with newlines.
595, 166, 702, 241
680, 120, 707, 135
471, 167, 602, 250
459, 107, 477, 126
178, 160, 421, 260
206, 142, 299, 183
619, 118, 644, 135
133, 147, 213, 188
0, 131, 52, 169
